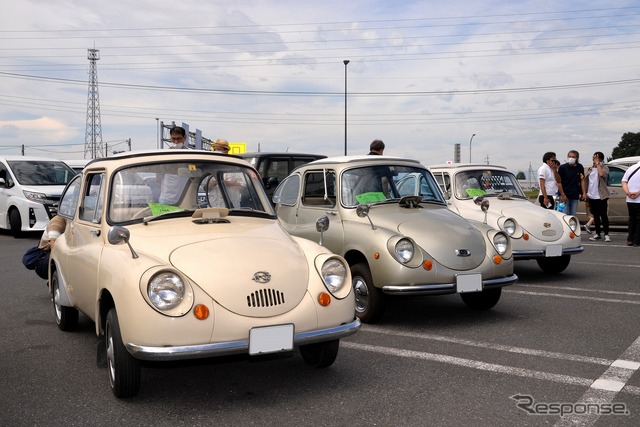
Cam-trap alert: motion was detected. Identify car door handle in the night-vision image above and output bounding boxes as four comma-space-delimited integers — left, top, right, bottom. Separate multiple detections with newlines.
325, 211, 337, 215
91, 229, 101, 237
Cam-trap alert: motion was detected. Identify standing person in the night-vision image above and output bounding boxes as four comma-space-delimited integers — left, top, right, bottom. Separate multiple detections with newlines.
368, 139, 385, 155
622, 159, 640, 246
558, 150, 586, 215
584, 151, 611, 242
537, 152, 559, 209
212, 138, 231, 154
169, 126, 188, 149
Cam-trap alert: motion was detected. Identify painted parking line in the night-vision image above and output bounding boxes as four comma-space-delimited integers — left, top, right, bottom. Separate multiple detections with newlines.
555, 336, 640, 426
360, 325, 613, 366
518, 284, 640, 297
507, 290, 640, 305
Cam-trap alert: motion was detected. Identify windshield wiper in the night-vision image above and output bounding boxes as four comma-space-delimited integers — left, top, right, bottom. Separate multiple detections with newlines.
142, 209, 195, 224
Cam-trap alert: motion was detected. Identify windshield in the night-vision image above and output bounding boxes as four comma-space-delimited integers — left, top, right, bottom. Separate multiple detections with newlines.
341, 165, 445, 207
8, 160, 76, 185
108, 160, 273, 224
454, 169, 526, 199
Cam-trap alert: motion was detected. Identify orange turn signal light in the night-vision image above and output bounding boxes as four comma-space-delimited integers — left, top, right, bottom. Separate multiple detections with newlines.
493, 255, 502, 265
423, 260, 433, 271
523, 233, 529, 241
373, 252, 380, 259
318, 292, 331, 306
570, 231, 576, 239
193, 304, 209, 320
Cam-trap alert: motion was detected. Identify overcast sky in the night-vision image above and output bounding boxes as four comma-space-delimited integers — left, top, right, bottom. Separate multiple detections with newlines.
1, 0, 639, 174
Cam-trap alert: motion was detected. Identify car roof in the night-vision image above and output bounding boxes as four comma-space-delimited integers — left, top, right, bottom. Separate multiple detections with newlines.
83, 149, 251, 170
237, 152, 327, 158
609, 156, 640, 166
429, 163, 509, 171
1, 155, 70, 162
303, 155, 423, 167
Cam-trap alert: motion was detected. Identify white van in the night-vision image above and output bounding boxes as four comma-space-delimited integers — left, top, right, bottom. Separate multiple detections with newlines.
0, 156, 76, 237
62, 159, 90, 175
609, 156, 640, 167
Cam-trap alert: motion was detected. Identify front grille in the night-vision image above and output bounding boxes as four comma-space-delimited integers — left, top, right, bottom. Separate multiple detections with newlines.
247, 288, 285, 307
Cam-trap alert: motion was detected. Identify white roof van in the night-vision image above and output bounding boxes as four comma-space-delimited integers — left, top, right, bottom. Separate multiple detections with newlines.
0, 156, 76, 237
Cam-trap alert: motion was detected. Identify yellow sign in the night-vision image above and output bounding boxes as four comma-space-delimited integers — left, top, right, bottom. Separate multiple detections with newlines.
228, 143, 246, 154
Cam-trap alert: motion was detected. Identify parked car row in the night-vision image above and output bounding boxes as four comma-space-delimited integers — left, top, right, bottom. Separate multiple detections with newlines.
33, 149, 603, 399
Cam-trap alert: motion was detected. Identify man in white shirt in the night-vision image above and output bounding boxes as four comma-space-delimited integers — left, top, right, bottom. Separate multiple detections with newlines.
537, 152, 559, 209
622, 160, 640, 246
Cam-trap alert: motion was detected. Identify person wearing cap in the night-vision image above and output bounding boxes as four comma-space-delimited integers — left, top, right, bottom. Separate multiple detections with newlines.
212, 138, 231, 154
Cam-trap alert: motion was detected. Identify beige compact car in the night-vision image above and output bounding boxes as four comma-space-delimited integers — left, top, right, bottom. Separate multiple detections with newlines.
49, 150, 359, 398
429, 164, 583, 273
273, 156, 518, 323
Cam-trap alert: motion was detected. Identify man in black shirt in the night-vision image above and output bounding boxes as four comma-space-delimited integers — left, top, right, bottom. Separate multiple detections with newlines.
558, 150, 586, 215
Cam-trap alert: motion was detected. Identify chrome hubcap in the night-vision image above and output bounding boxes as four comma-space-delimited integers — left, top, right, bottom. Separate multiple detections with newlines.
353, 277, 369, 313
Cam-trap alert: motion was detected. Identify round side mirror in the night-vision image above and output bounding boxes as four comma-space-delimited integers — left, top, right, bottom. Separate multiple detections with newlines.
356, 204, 370, 218
316, 216, 330, 233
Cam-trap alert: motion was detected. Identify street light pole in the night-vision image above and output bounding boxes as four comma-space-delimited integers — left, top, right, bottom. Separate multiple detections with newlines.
343, 60, 350, 156
469, 133, 476, 163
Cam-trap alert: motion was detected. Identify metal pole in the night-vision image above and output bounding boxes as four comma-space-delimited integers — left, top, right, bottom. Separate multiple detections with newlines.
343, 60, 350, 156
469, 133, 476, 163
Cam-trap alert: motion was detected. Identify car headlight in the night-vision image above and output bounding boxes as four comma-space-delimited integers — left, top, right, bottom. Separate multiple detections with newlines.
492, 232, 509, 255
395, 238, 415, 264
148, 272, 186, 311
567, 216, 578, 232
503, 218, 516, 236
23, 190, 48, 204
321, 258, 348, 294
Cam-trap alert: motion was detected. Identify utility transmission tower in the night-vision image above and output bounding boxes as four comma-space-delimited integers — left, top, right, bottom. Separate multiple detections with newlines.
85, 48, 103, 159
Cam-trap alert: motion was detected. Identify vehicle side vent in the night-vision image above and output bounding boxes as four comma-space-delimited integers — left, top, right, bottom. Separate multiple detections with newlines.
247, 288, 285, 307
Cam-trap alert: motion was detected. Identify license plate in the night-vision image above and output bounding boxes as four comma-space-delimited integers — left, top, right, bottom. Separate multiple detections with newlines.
249, 324, 294, 355
457, 274, 482, 293
545, 244, 562, 257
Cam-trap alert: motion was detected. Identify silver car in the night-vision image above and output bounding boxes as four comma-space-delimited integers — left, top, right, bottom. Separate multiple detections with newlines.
273, 156, 518, 323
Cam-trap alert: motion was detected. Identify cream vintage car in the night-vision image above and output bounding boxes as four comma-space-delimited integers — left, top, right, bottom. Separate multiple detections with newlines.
429, 164, 583, 273
273, 156, 518, 323
49, 150, 360, 398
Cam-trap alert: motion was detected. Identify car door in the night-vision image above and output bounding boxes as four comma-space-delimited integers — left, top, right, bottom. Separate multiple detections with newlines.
295, 170, 345, 253
63, 172, 106, 317
606, 165, 628, 223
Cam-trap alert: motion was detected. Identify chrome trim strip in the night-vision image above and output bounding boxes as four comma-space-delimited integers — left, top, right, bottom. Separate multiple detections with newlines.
382, 273, 518, 295
126, 318, 361, 361
513, 245, 584, 258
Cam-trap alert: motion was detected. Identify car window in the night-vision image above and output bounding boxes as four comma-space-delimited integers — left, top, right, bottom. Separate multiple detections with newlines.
58, 175, 82, 219
80, 173, 105, 223
108, 161, 271, 224
454, 170, 525, 199
6, 160, 75, 186
608, 166, 625, 187
302, 170, 336, 207
273, 175, 300, 206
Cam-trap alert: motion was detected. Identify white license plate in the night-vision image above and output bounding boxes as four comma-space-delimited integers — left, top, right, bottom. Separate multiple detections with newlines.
545, 244, 562, 257
249, 324, 294, 355
457, 274, 482, 293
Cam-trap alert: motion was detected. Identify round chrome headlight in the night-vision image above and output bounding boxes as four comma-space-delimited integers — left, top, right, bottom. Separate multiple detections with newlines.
395, 238, 415, 264
321, 258, 348, 293
492, 232, 509, 255
503, 218, 516, 236
148, 272, 185, 311
568, 216, 578, 232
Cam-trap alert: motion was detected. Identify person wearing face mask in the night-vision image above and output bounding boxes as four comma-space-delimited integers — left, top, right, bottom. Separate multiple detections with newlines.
537, 152, 559, 209
584, 151, 611, 242
558, 150, 586, 215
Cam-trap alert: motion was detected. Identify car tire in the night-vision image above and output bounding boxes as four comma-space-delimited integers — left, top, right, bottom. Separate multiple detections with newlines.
351, 262, 385, 323
9, 208, 23, 238
52, 270, 78, 331
460, 288, 502, 310
536, 255, 571, 274
105, 308, 141, 398
299, 339, 340, 368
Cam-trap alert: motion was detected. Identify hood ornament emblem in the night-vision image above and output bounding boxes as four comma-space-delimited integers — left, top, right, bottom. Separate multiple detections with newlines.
252, 271, 271, 284
543, 222, 551, 228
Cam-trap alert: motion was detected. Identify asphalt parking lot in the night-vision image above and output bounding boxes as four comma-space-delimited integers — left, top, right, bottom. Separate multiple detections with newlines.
0, 229, 638, 426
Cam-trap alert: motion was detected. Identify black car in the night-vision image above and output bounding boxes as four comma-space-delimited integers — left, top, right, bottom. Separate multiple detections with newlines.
238, 152, 327, 199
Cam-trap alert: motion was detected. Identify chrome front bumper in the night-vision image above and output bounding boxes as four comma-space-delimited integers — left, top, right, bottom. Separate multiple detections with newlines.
126, 318, 361, 361
513, 245, 584, 259
382, 273, 519, 296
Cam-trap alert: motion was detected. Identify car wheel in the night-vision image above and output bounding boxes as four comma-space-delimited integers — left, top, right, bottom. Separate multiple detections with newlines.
299, 339, 340, 368
105, 308, 141, 398
536, 255, 571, 274
8, 208, 23, 238
351, 262, 385, 323
52, 270, 78, 331
460, 288, 502, 310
